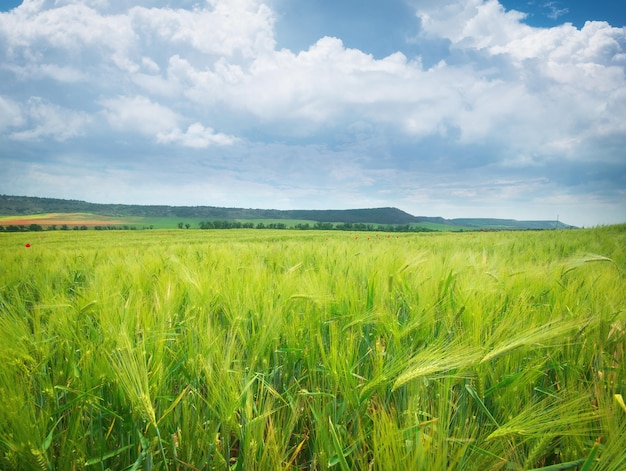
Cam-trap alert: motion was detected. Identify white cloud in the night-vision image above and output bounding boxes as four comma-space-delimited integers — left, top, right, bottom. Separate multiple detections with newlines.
8, 97, 91, 141
157, 122, 237, 148
1, 62, 88, 82
6, 0, 621, 149
100, 95, 179, 135
100, 95, 237, 147
415, 0, 530, 46
544, 2, 568, 21
128, 0, 276, 59
3, 2, 135, 60
0, 95, 24, 130
1, 0, 623, 153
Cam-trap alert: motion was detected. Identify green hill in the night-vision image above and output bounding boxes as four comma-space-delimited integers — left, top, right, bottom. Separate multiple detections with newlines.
0, 195, 576, 230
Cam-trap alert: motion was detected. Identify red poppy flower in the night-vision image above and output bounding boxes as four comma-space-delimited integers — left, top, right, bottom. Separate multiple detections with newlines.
25, 243, 31, 248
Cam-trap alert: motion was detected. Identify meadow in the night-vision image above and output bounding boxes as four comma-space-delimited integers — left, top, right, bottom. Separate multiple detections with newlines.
0, 226, 624, 470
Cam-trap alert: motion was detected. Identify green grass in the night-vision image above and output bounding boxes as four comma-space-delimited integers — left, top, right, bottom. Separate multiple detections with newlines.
0, 225, 624, 470
409, 222, 469, 231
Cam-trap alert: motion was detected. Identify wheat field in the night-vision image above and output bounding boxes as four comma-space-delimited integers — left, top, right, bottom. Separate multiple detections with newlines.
0, 225, 624, 470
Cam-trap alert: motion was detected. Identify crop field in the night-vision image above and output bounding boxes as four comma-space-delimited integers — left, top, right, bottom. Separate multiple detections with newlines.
0, 213, 353, 231
0, 213, 133, 228
0, 226, 624, 470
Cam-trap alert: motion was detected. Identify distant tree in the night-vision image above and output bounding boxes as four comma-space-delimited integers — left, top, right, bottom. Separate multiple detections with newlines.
178, 222, 184, 229
256, 222, 265, 229
0, 225, 3, 232
313, 222, 334, 230
267, 223, 286, 229
28, 224, 44, 231
61, 224, 69, 230
185, 223, 190, 229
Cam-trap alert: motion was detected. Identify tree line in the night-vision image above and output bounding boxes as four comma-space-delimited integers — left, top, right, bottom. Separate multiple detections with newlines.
192, 221, 436, 232
0, 221, 436, 233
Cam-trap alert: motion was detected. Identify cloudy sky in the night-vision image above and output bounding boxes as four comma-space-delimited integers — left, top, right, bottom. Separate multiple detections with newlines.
1, 0, 625, 226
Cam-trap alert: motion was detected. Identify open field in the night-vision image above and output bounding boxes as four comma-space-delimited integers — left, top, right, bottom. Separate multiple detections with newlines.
0, 211, 540, 232
0, 213, 134, 227
0, 213, 375, 230
0, 226, 624, 470
0, 213, 445, 232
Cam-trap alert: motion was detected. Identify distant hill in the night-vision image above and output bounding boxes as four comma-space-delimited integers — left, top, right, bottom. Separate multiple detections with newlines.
0, 195, 417, 225
0, 195, 576, 229
448, 218, 572, 230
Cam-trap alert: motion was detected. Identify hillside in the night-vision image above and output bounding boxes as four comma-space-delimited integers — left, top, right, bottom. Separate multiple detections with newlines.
0, 195, 575, 229
0, 195, 416, 225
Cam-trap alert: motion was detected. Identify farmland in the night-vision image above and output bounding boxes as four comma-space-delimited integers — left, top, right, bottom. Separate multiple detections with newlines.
0, 213, 133, 228
0, 226, 624, 470
0, 195, 575, 231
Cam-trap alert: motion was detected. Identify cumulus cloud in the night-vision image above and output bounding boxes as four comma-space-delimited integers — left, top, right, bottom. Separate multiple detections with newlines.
157, 122, 237, 148
4, 0, 623, 150
100, 95, 180, 136
100, 95, 236, 147
128, 0, 276, 58
415, 0, 531, 46
9, 97, 91, 141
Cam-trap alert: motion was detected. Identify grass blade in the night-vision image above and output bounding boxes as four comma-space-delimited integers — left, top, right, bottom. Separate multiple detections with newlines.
527, 459, 585, 470
328, 418, 350, 471
85, 445, 134, 467
465, 384, 499, 427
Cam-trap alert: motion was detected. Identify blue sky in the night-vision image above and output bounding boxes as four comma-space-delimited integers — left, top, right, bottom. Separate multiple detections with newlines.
1, 0, 625, 226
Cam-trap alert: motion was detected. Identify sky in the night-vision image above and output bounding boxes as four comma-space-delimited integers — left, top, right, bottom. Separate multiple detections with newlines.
0, 0, 625, 227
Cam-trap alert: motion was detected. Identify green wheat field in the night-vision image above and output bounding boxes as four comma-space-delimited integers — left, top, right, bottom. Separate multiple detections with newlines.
1, 226, 624, 470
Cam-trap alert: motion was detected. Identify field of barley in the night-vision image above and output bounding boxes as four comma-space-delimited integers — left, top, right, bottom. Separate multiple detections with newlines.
0, 225, 624, 470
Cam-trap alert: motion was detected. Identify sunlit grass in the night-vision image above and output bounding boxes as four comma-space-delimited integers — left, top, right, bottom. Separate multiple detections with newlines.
0, 225, 624, 469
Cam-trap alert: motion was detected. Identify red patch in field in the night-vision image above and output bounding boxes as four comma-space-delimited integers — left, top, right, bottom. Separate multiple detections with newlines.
0, 214, 127, 227
25, 243, 31, 248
